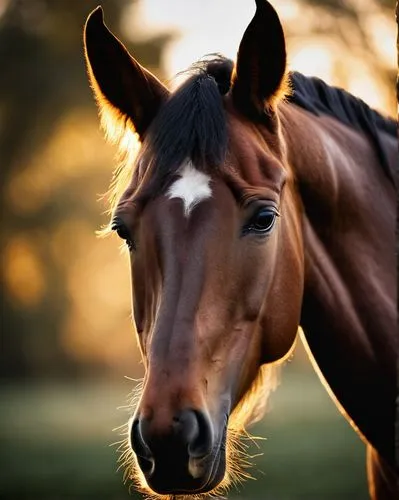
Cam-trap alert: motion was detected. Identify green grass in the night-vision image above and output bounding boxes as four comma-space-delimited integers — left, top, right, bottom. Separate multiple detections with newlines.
0, 362, 367, 499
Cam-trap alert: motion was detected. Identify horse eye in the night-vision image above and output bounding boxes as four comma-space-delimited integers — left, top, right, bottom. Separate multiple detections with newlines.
111, 219, 135, 250
247, 207, 279, 234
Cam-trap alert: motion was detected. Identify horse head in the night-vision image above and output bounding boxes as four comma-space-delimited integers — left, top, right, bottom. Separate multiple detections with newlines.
84, 1, 304, 496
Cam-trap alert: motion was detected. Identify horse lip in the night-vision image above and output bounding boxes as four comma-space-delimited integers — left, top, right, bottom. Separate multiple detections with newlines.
188, 455, 210, 479
143, 426, 226, 495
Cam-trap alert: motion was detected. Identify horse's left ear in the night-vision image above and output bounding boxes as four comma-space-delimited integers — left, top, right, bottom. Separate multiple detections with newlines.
84, 6, 169, 141
231, 0, 287, 117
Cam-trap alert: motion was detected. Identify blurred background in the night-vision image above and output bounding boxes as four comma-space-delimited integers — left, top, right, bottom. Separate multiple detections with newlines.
0, 0, 396, 498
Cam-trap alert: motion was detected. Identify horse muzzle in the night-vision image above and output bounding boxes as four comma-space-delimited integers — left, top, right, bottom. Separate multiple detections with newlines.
130, 408, 226, 494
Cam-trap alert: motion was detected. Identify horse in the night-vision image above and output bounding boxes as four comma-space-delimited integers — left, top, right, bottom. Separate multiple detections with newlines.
83, 1, 398, 498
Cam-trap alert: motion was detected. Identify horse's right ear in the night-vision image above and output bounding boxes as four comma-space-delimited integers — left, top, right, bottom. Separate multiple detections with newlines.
83, 7, 169, 141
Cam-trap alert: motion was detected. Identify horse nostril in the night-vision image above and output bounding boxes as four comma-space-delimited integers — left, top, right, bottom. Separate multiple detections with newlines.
136, 455, 155, 476
186, 410, 213, 459
130, 418, 153, 463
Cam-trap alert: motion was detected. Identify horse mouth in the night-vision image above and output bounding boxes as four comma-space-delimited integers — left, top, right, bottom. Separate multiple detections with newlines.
140, 429, 227, 496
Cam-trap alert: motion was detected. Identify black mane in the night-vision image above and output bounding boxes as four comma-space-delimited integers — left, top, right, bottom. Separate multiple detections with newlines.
288, 71, 396, 182
139, 56, 396, 192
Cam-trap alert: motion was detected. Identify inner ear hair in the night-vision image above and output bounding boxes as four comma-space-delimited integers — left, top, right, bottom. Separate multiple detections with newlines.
84, 6, 168, 142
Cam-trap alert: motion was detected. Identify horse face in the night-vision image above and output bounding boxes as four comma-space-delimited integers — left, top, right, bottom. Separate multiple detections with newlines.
112, 111, 304, 494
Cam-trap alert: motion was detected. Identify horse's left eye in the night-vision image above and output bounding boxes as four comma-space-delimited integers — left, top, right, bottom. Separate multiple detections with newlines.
247, 207, 279, 234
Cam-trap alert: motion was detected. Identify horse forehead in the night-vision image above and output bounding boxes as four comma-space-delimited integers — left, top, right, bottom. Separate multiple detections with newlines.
167, 161, 212, 217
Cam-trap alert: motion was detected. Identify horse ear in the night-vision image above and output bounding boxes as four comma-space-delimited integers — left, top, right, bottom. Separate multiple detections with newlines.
83, 7, 169, 141
231, 0, 288, 117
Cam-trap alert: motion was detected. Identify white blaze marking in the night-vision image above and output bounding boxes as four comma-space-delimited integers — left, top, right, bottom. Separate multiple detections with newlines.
167, 162, 212, 217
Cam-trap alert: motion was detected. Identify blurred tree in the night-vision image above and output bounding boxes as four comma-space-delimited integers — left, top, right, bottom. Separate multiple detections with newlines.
0, 0, 173, 379
397, 0, 399, 100
303, 0, 394, 10
298, 0, 396, 106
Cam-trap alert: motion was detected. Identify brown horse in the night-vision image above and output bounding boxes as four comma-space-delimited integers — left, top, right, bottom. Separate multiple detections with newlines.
83, 1, 398, 498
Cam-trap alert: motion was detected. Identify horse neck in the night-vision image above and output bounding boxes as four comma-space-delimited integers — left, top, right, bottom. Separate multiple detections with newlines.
279, 102, 397, 467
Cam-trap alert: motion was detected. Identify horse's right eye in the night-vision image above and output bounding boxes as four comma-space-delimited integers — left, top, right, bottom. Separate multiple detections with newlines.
115, 225, 129, 240
111, 219, 135, 251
